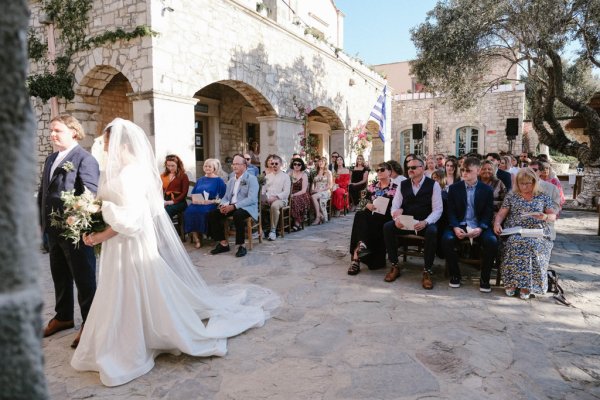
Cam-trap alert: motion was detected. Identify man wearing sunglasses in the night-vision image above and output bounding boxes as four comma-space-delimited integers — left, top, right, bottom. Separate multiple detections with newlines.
435, 154, 446, 169
383, 158, 442, 289
261, 155, 291, 241
243, 153, 259, 177
442, 157, 497, 292
329, 152, 339, 171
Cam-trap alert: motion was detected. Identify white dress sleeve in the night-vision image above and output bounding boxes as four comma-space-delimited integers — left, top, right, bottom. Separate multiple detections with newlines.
101, 166, 148, 236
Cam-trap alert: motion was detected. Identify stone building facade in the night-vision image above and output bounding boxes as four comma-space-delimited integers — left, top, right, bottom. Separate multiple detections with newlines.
29, 0, 387, 180
375, 59, 525, 160
390, 86, 525, 161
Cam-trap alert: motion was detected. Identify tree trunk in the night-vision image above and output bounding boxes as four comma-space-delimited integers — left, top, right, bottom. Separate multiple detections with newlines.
573, 166, 600, 208
0, 1, 49, 399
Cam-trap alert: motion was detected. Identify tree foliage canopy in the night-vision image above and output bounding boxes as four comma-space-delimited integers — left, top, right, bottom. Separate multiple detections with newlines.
410, 0, 600, 167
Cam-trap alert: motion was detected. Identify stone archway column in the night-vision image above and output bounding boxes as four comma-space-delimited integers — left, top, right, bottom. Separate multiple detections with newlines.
330, 129, 346, 158
129, 90, 198, 180
257, 116, 303, 161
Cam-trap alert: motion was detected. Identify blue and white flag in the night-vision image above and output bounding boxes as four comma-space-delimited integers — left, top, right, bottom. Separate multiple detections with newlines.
369, 86, 387, 142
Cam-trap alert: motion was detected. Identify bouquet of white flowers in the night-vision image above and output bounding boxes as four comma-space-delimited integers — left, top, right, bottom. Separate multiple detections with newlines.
50, 188, 106, 252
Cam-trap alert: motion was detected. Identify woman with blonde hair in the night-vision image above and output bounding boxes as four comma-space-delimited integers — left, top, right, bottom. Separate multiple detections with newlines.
184, 158, 227, 248
493, 168, 557, 300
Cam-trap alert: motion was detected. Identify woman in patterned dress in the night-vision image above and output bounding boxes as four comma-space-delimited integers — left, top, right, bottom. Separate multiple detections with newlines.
288, 157, 311, 231
310, 156, 333, 224
493, 169, 557, 300
347, 162, 397, 274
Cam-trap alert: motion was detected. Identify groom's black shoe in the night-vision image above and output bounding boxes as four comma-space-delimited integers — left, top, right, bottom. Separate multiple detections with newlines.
44, 318, 74, 337
235, 246, 247, 257
210, 243, 230, 255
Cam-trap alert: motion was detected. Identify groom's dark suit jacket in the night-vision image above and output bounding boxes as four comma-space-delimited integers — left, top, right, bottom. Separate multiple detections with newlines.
38, 145, 100, 235
38, 144, 100, 322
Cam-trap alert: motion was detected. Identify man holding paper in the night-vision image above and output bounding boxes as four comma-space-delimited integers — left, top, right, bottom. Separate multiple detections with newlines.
383, 158, 442, 289
441, 157, 497, 292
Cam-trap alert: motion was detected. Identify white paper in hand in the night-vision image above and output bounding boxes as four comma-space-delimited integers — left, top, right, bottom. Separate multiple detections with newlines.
191, 193, 205, 204
397, 215, 417, 230
466, 226, 475, 245
372, 196, 390, 215
203, 191, 210, 201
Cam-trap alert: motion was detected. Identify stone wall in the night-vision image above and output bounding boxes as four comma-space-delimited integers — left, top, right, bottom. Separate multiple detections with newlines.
391, 88, 525, 160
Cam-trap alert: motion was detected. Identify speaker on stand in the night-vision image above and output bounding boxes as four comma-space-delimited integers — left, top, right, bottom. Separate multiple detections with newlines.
506, 118, 518, 154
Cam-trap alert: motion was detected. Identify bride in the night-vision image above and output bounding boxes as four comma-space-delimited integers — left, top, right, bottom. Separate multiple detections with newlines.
72, 118, 279, 387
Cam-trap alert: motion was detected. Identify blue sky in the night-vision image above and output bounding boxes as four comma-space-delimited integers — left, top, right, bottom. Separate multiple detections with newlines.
334, 0, 439, 65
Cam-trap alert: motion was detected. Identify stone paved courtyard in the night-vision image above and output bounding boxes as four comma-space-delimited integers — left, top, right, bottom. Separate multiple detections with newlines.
41, 209, 600, 399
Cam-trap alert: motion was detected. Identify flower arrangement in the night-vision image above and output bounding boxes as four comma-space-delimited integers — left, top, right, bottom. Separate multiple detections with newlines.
50, 188, 106, 252
350, 123, 373, 155
293, 96, 320, 160
61, 161, 75, 172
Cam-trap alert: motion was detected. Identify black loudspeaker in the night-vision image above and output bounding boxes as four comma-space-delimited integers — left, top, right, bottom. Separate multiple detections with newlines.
506, 118, 519, 138
412, 123, 423, 140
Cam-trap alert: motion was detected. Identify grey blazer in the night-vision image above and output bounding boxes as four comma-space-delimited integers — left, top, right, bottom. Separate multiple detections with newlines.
220, 171, 259, 220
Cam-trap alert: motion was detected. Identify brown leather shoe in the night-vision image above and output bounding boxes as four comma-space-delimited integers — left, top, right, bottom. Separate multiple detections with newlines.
43, 318, 74, 337
384, 265, 400, 282
422, 271, 434, 290
70, 325, 84, 349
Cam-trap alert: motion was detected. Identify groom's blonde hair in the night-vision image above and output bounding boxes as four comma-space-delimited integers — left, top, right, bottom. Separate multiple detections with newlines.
51, 114, 86, 141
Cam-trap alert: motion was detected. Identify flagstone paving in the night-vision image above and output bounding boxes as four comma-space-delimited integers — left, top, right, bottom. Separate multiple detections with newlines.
41, 209, 600, 399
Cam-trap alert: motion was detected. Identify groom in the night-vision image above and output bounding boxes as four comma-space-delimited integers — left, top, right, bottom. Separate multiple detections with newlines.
38, 114, 99, 348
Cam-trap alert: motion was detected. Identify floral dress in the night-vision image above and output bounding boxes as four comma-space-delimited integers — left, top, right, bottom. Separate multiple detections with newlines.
349, 181, 397, 269
290, 174, 311, 223
500, 192, 554, 294
312, 172, 331, 221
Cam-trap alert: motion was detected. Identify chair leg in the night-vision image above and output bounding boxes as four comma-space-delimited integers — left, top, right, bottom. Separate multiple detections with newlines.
246, 219, 253, 250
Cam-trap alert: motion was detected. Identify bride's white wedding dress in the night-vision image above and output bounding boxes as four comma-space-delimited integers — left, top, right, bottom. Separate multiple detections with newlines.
71, 119, 278, 387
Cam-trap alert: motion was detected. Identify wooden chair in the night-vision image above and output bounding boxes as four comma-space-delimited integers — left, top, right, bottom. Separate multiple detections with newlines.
396, 234, 426, 262
225, 183, 263, 250
277, 194, 292, 237
175, 180, 196, 242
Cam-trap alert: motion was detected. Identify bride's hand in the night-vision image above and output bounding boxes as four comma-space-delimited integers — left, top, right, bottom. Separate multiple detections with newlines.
83, 232, 97, 247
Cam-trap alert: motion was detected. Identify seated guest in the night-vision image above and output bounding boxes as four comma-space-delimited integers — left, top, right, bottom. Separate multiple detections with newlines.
348, 162, 397, 275
425, 156, 436, 177
442, 157, 498, 292
184, 159, 226, 248
387, 159, 406, 186
310, 156, 333, 224
535, 161, 565, 207
161, 154, 190, 217
431, 169, 448, 256
348, 154, 370, 211
493, 169, 557, 299
479, 160, 507, 212
331, 155, 350, 215
529, 162, 562, 240
444, 158, 460, 188
261, 154, 291, 241
486, 152, 512, 191
402, 153, 417, 178
244, 153, 259, 176
207, 154, 258, 258
289, 157, 311, 231
435, 153, 446, 169
382, 157, 442, 289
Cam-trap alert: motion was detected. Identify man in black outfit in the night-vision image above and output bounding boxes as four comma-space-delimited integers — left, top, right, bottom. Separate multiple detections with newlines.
486, 152, 512, 190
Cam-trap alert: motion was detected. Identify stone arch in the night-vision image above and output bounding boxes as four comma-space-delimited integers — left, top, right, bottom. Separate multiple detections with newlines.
217, 80, 277, 117
311, 106, 344, 131
72, 65, 134, 139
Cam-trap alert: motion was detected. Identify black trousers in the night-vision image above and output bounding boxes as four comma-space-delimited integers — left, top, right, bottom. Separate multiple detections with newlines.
383, 220, 437, 270
48, 234, 97, 322
208, 208, 251, 246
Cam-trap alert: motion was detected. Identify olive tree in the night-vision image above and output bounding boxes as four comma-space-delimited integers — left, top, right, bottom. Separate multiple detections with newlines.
411, 0, 600, 208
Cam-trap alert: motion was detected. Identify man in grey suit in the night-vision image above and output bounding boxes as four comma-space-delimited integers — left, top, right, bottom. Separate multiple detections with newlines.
38, 115, 100, 348
208, 154, 259, 257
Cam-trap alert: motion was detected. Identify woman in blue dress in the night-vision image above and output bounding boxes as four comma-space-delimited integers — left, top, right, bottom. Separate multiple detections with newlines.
184, 158, 226, 248
493, 168, 557, 300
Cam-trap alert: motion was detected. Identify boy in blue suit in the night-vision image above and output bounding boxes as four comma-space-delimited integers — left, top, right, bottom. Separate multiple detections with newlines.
442, 157, 498, 292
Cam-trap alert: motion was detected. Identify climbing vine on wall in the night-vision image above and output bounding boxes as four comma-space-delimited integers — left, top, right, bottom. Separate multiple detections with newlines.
27, 0, 157, 102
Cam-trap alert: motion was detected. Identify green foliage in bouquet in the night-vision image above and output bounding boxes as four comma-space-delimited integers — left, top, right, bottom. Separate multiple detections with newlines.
50, 188, 106, 252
